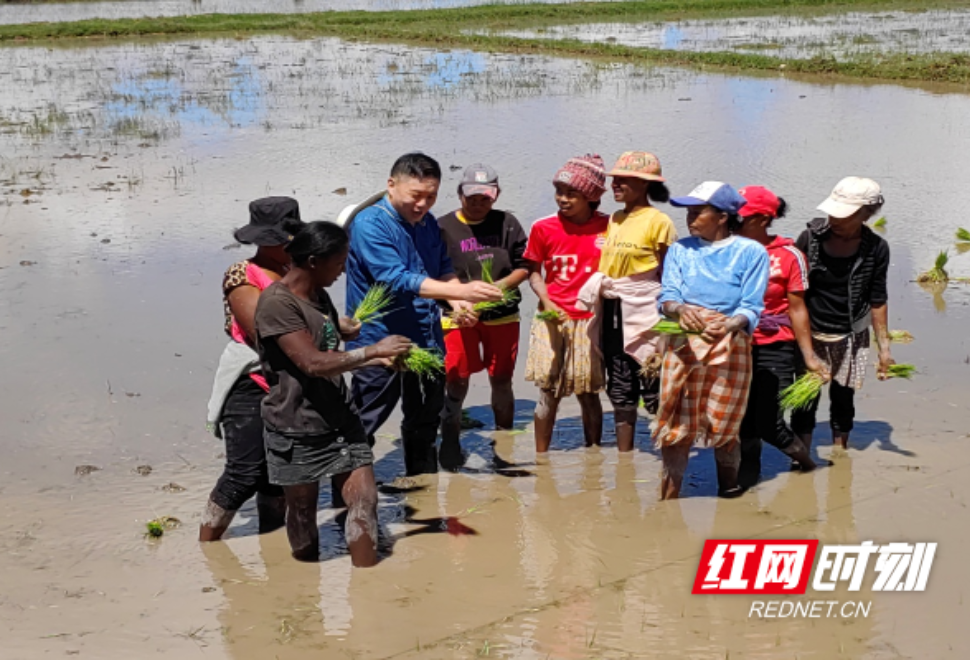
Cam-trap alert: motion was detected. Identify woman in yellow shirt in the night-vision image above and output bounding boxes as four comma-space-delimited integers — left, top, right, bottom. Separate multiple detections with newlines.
598, 152, 677, 451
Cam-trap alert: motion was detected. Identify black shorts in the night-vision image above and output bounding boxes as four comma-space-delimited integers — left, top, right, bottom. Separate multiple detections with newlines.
602, 298, 659, 411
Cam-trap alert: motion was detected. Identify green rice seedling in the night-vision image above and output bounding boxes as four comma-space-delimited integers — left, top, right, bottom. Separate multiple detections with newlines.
145, 515, 181, 539
535, 310, 561, 322
887, 363, 917, 379
401, 346, 444, 377
917, 250, 949, 283
650, 318, 702, 335
888, 329, 914, 343
779, 373, 826, 411
473, 287, 516, 313
353, 283, 394, 324
873, 216, 887, 229
956, 228, 970, 242
479, 257, 495, 284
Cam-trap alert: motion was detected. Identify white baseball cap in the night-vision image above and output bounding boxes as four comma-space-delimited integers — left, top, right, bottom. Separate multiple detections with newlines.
817, 177, 883, 219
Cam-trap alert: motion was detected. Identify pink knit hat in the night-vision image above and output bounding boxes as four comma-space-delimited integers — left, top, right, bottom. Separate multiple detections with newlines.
553, 154, 607, 201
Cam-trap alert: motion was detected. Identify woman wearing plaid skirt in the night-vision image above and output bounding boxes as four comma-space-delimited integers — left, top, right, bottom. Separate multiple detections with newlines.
654, 182, 770, 499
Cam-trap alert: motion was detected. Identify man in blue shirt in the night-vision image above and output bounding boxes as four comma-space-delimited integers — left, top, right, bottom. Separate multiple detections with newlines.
346, 153, 501, 475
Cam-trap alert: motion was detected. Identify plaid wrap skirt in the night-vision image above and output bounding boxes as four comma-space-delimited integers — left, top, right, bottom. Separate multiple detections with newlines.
653, 331, 753, 449
812, 330, 870, 391
525, 316, 605, 397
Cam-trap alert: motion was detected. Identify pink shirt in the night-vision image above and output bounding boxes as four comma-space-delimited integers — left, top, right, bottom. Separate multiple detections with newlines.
224, 261, 276, 391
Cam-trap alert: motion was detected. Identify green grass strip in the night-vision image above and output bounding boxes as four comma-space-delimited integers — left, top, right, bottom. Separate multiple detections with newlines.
2, 1, 969, 84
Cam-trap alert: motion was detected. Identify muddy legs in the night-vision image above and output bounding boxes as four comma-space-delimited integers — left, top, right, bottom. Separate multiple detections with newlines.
533, 390, 560, 453
282, 483, 320, 562
613, 406, 638, 453
333, 466, 379, 568
198, 499, 237, 542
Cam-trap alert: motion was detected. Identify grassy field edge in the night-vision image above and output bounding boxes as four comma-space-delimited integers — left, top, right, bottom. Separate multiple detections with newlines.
2, 0, 970, 84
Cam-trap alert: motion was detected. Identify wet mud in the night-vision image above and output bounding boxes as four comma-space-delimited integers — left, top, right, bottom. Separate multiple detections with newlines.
2, 34, 970, 659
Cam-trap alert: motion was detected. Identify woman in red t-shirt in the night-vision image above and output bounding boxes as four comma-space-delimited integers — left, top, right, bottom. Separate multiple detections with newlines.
524, 155, 610, 452
735, 186, 830, 489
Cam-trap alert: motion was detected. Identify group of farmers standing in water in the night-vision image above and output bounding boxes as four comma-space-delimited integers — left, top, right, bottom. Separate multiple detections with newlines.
200, 150, 894, 565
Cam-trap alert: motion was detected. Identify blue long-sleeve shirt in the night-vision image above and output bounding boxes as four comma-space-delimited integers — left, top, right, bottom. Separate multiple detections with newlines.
658, 235, 769, 332
345, 196, 454, 351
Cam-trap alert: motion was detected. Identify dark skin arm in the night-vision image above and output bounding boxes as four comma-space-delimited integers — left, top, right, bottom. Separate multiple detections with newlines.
871, 303, 895, 379
227, 285, 261, 347
788, 291, 829, 378
528, 261, 567, 322
277, 331, 411, 379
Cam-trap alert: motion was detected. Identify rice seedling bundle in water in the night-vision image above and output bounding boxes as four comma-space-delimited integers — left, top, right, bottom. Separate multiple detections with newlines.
956, 228, 970, 242
917, 250, 949, 283
402, 346, 444, 376
887, 363, 917, 379
873, 216, 887, 229
353, 283, 393, 324
535, 310, 561, 322
779, 373, 825, 411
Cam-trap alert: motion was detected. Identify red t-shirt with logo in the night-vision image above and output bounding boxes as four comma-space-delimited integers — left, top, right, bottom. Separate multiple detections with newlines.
523, 212, 609, 320
754, 236, 809, 345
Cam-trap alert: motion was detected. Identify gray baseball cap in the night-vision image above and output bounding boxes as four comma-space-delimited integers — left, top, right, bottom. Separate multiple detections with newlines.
459, 163, 499, 199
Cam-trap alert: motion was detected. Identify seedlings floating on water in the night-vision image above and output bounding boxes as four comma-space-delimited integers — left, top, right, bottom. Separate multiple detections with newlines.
145, 515, 181, 539
956, 228, 970, 242
873, 216, 887, 229
779, 373, 826, 411
917, 250, 949, 284
353, 283, 393, 324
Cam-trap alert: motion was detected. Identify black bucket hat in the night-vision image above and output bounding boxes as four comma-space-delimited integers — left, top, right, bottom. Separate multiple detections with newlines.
234, 197, 304, 246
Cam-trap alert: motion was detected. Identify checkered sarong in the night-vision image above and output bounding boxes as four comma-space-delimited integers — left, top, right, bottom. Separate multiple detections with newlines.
653, 329, 752, 449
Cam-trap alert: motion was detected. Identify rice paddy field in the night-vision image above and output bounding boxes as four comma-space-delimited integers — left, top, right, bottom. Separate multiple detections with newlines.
487, 8, 970, 60
2, 2, 970, 659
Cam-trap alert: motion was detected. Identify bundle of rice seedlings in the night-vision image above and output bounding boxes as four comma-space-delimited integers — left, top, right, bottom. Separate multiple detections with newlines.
956, 228, 970, 243
886, 363, 917, 379
779, 373, 826, 411
473, 287, 516, 313
651, 318, 702, 335
353, 283, 394, 324
917, 250, 950, 283
479, 257, 495, 284
401, 346, 444, 377
535, 310, 561, 322
888, 329, 914, 343
873, 216, 887, 229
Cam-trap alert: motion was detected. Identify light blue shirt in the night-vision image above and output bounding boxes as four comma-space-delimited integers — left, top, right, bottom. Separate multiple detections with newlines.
658, 235, 769, 332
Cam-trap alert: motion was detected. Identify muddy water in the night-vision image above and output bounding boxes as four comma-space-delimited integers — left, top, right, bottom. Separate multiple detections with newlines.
0, 0, 593, 26
489, 9, 970, 60
2, 35, 970, 659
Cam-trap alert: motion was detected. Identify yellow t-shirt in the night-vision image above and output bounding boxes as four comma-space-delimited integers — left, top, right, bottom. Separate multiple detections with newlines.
598, 206, 677, 278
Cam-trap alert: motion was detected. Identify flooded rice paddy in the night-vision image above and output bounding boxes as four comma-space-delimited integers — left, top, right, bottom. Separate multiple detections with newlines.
488, 8, 970, 60
0, 0, 590, 26
2, 33, 970, 659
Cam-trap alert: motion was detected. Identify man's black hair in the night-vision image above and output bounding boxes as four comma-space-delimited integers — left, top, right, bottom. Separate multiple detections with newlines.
390, 152, 442, 181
